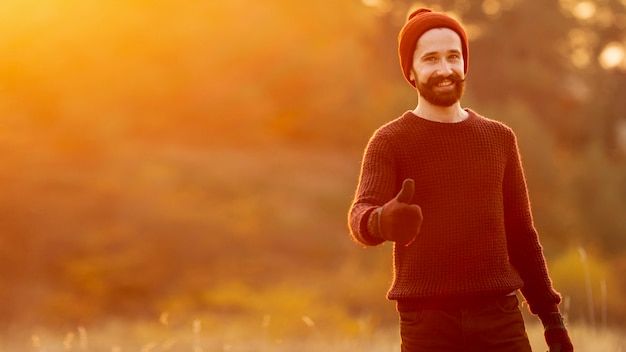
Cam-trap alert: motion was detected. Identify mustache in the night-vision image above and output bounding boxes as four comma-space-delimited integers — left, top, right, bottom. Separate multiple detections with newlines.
427, 73, 466, 85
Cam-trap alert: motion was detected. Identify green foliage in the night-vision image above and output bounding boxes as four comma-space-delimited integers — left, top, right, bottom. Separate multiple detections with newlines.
477, 100, 582, 250
549, 247, 626, 326
563, 144, 626, 255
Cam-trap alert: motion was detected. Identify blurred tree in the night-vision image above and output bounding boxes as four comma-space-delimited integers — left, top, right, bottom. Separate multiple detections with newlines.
563, 0, 626, 157
464, 1, 579, 140
368, 0, 626, 154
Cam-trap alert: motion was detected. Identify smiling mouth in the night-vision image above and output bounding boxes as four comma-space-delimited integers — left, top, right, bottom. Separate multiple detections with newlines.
435, 80, 455, 89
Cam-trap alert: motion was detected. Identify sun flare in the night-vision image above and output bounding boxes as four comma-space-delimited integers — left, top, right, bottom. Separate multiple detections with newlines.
599, 42, 626, 70
572, 1, 596, 20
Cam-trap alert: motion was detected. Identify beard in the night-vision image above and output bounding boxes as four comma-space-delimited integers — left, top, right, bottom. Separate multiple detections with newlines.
416, 72, 465, 107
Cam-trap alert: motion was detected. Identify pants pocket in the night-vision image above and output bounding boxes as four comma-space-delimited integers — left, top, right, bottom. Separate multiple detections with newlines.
495, 295, 521, 314
399, 310, 424, 325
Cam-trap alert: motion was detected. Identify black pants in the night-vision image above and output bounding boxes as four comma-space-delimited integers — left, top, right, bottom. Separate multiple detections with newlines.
399, 295, 532, 352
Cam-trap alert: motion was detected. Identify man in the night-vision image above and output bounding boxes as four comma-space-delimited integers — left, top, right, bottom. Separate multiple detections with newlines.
348, 8, 573, 352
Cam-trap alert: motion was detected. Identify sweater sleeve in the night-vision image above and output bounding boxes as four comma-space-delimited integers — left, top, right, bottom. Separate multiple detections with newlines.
348, 130, 398, 246
503, 131, 562, 314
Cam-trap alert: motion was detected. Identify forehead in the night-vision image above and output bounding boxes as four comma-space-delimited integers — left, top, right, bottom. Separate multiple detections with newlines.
414, 28, 462, 55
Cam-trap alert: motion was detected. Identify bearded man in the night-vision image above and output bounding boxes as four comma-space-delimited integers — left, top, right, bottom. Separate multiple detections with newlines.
348, 8, 574, 352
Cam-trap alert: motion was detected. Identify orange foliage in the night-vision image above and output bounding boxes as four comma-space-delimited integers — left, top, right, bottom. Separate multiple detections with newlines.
1, 0, 625, 331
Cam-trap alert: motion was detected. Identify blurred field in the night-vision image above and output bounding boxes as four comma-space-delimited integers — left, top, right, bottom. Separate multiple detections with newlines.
2, 142, 625, 351
4, 319, 625, 352
1, 0, 625, 350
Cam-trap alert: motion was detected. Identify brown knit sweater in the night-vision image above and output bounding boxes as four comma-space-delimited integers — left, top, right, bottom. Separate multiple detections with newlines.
348, 109, 561, 315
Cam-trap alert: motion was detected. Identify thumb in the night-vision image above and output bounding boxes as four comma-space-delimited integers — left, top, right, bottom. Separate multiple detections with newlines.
396, 179, 415, 204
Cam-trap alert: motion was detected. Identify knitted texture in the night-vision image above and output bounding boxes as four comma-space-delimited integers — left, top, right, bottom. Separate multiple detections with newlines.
348, 110, 561, 315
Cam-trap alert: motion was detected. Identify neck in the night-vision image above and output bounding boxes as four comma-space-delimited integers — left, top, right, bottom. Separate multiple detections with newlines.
412, 101, 468, 123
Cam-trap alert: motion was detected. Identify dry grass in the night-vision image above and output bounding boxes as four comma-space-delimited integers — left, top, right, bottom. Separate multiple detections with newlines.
5, 316, 624, 352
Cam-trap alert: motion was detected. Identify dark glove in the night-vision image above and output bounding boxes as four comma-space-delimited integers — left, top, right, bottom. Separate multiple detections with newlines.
370, 179, 422, 246
540, 312, 573, 352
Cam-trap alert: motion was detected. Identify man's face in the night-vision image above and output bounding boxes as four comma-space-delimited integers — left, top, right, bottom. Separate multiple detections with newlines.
410, 28, 465, 107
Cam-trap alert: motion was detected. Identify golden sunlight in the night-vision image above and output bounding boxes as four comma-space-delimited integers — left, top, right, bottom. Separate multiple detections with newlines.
361, 0, 392, 12
599, 41, 626, 70
362, 0, 378, 6
482, 0, 501, 17
572, 1, 596, 20
567, 28, 596, 68
361, 0, 383, 8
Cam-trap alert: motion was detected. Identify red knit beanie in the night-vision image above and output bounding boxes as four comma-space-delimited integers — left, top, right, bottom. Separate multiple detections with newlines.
398, 8, 469, 87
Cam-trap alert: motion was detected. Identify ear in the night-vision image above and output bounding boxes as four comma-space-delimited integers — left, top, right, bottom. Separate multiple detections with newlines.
409, 70, 415, 82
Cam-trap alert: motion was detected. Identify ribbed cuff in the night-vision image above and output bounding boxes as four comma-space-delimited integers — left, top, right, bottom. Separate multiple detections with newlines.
539, 312, 566, 330
367, 206, 385, 241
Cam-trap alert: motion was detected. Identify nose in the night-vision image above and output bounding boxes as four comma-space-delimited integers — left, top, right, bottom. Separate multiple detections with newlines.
437, 60, 453, 75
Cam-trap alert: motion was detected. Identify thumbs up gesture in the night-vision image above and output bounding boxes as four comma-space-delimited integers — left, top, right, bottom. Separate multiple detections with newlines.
373, 179, 423, 246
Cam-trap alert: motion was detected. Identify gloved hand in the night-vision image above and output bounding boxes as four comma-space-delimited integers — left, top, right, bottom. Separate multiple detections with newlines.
540, 312, 573, 352
370, 178, 423, 246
